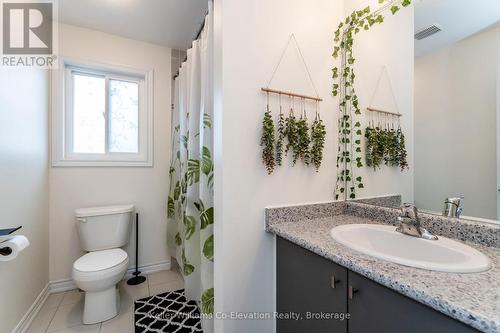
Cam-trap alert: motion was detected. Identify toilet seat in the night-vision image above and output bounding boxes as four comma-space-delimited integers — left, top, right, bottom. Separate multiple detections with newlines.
73, 248, 129, 283
74, 248, 128, 272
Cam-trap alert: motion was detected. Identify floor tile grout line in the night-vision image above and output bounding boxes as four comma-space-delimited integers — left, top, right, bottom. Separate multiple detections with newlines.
47, 322, 88, 333
54, 292, 65, 310
44, 291, 66, 333
46, 292, 87, 333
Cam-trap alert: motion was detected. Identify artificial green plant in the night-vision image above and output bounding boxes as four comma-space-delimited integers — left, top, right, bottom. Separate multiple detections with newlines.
294, 111, 311, 165
275, 108, 285, 166
311, 112, 326, 172
332, 0, 411, 200
260, 107, 276, 174
365, 125, 408, 170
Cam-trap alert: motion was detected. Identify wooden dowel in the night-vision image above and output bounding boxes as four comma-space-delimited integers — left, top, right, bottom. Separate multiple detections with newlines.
261, 87, 322, 102
366, 107, 402, 117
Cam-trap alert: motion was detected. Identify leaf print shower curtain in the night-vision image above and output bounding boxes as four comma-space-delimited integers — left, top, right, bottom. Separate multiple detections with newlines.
167, 3, 214, 331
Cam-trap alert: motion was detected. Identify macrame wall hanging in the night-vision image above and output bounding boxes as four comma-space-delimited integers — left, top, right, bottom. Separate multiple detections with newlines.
365, 66, 408, 171
260, 34, 326, 174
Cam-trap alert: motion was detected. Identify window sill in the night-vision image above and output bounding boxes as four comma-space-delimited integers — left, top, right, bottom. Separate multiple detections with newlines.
52, 159, 153, 167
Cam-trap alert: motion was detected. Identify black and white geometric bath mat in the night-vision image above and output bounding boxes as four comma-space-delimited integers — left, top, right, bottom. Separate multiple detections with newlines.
135, 289, 203, 333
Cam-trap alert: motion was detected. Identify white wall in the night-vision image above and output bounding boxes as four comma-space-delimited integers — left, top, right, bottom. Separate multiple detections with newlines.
214, 0, 413, 332
415, 24, 500, 219
49, 24, 172, 281
0, 68, 50, 332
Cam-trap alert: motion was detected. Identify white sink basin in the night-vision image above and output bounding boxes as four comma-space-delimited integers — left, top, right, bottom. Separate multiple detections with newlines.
330, 224, 491, 273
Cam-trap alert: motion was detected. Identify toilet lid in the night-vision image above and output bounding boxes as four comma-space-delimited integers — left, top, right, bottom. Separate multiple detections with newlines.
74, 248, 128, 272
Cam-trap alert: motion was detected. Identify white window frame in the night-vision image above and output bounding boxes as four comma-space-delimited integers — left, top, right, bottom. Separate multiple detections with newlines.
52, 58, 154, 167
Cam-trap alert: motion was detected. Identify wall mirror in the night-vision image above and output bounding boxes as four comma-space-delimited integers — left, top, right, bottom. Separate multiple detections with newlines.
363, 0, 500, 223
414, 0, 500, 221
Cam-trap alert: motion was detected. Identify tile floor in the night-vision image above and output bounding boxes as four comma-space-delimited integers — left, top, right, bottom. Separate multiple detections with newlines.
27, 268, 184, 333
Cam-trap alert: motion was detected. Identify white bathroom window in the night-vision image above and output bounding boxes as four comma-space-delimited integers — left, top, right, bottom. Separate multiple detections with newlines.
52, 60, 153, 166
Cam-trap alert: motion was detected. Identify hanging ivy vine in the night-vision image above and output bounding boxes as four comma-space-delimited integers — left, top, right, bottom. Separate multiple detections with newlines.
332, 0, 411, 200
396, 127, 409, 171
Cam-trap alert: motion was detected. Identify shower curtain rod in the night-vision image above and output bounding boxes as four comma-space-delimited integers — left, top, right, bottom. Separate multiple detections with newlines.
173, 12, 208, 79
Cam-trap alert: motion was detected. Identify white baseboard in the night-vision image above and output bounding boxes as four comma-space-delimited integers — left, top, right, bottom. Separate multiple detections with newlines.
11, 284, 50, 333
49, 278, 78, 294
49, 259, 171, 293
13, 259, 171, 333
124, 259, 171, 279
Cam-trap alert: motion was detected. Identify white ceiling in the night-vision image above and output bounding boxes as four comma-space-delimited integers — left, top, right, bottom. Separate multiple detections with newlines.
415, 0, 500, 57
59, 0, 208, 50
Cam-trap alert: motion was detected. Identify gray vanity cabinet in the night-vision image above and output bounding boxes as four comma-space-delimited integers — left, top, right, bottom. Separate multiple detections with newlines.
277, 237, 480, 333
277, 236, 348, 333
347, 270, 479, 333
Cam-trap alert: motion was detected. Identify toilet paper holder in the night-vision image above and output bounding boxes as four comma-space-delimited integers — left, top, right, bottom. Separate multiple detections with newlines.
0, 226, 22, 255
0, 247, 13, 256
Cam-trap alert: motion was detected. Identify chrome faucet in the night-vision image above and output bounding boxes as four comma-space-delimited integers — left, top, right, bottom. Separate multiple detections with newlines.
396, 203, 438, 240
443, 197, 463, 218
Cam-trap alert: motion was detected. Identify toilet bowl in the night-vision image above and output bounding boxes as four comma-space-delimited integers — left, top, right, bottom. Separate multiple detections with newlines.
73, 248, 129, 324
72, 204, 134, 324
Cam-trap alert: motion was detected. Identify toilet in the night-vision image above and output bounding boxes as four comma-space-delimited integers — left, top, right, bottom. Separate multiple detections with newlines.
72, 205, 134, 324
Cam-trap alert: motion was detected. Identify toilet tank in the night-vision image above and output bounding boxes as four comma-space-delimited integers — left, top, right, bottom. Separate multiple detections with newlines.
75, 205, 134, 252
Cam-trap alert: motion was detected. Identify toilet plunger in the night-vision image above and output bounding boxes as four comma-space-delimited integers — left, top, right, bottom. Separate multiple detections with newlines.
127, 212, 146, 285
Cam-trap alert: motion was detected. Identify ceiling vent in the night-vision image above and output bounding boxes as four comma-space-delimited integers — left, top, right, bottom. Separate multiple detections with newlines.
414, 25, 442, 40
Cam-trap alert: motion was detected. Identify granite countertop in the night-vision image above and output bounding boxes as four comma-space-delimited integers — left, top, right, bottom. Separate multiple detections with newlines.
266, 202, 500, 333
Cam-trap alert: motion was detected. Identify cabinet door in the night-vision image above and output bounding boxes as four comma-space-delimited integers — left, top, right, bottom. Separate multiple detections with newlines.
347, 271, 480, 333
277, 237, 348, 333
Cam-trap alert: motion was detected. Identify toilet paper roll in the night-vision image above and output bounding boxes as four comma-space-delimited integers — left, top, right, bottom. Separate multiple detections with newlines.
0, 235, 30, 262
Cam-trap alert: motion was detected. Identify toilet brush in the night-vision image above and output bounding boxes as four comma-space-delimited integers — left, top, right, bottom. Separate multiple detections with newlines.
127, 212, 146, 285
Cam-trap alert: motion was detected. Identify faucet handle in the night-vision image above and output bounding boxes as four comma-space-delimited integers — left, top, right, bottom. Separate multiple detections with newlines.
400, 203, 418, 220
396, 204, 438, 240
397, 216, 419, 228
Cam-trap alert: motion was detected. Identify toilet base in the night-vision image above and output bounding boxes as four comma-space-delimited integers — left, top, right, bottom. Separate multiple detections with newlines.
83, 286, 120, 324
